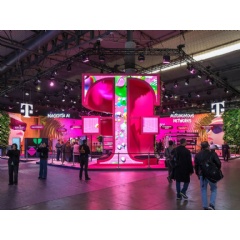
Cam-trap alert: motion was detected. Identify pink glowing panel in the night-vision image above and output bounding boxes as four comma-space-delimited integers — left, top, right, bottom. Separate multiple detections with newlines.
82, 116, 100, 134
142, 117, 159, 134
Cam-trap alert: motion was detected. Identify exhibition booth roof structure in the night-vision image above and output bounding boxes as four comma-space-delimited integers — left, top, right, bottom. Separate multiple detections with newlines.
0, 30, 240, 117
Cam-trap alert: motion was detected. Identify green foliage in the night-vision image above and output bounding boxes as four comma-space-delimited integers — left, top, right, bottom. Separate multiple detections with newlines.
97, 135, 103, 143
222, 109, 240, 145
0, 111, 10, 148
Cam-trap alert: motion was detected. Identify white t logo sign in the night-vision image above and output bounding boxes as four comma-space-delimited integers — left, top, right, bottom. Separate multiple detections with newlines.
20, 103, 33, 118
211, 101, 225, 117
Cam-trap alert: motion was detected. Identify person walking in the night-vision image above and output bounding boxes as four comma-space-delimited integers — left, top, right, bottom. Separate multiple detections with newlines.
222, 141, 230, 162
79, 140, 91, 180
164, 140, 175, 183
194, 141, 221, 210
55, 139, 62, 161
172, 138, 194, 200
37, 142, 49, 179
73, 141, 80, 163
7, 143, 20, 185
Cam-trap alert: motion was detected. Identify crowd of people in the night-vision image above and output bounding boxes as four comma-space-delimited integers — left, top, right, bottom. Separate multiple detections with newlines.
5, 137, 230, 210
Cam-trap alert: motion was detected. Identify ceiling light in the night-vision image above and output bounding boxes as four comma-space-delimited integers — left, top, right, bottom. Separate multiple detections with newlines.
187, 63, 196, 74
99, 53, 105, 62
205, 76, 210, 82
185, 78, 189, 85
138, 53, 145, 62
196, 93, 200, 97
25, 91, 29, 96
174, 81, 178, 88
209, 79, 214, 85
82, 53, 89, 63
224, 88, 229, 93
161, 83, 166, 91
197, 71, 202, 78
163, 55, 170, 64
50, 80, 54, 87
64, 82, 68, 90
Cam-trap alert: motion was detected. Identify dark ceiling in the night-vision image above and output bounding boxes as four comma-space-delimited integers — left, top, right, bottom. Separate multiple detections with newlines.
0, 30, 240, 118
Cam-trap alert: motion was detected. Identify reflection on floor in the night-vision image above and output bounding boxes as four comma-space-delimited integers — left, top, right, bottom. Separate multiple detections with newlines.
0, 157, 240, 210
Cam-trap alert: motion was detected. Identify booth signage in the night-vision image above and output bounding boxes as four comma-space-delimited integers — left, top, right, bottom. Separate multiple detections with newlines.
20, 103, 33, 118
47, 113, 71, 118
211, 101, 225, 117
30, 125, 44, 130
70, 125, 82, 129
161, 125, 173, 130
12, 125, 26, 131
177, 126, 188, 130
170, 113, 194, 123
56, 128, 67, 132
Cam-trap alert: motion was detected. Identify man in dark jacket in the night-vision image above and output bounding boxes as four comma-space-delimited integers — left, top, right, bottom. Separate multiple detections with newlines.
194, 141, 221, 210
172, 138, 194, 200
79, 140, 91, 180
7, 143, 20, 185
37, 142, 49, 179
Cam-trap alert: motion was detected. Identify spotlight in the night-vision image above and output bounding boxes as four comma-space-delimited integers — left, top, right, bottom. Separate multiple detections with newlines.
64, 82, 68, 90
34, 78, 41, 86
50, 80, 54, 87
174, 81, 178, 88
82, 53, 89, 63
138, 53, 145, 62
187, 63, 196, 74
62, 98, 65, 102
163, 55, 170, 64
161, 83, 166, 91
25, 91, 29, 96
196, 93, 200, 97
209, 79, 214, 85
4, 93, 9, 97
67, 64, 72, 72
205, 75, 210, 82
224, 88, 229, 93
185, 78, 189, 85
99, 53, 105, 62
197, 71, 202, 78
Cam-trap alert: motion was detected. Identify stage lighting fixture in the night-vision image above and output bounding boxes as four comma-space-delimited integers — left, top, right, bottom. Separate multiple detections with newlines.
174, 81, 178, 88
161, 83, 166, 91
197, 71, 202, 78
25, 91, 29, 96
62, 98, 65, 102
205, 75, 210, 82
82, 53, 89, 63
64, 82, 68, 90
209, 79, 214, 85
163, 55, 170, 64
67, 64, 72, 72
187, 63, 196, 74
99, 53, 105, 62
138, 53, 145, 62
196, 93, 200, 97
185, 78, 189, 85
224, 88, 229, 93
50, 80, 54, 87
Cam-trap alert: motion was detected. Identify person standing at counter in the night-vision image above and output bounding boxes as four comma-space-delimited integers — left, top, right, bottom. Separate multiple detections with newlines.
7, 143, 20, 185
37, 142, 49, 179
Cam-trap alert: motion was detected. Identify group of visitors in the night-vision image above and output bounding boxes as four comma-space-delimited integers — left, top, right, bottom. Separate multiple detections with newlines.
164, 138, 226, 210
6, 140, 91, 185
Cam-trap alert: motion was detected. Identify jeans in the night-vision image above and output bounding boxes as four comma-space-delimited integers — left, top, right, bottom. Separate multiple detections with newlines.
200, 176, 217, 208
8, 164, 19, 184
56, 149, 61, 161
176, 181, 189, 196
39, 159, 48, 178
79, 156, 89, 179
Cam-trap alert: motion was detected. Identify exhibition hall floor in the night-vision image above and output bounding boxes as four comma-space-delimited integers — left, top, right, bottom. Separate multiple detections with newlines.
0, 157, 240, 210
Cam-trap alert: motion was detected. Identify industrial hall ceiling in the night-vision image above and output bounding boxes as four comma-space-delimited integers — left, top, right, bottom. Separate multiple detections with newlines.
0, 30, 240, 118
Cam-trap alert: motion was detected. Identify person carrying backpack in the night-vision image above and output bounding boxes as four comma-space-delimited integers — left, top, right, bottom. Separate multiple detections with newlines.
194, 141, 222, 210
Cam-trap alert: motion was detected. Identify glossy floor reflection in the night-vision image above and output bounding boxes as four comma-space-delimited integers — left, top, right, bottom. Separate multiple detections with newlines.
0, 158, 240, 210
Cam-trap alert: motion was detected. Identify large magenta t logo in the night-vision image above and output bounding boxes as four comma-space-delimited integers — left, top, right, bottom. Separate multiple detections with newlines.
82, 74, 160, 165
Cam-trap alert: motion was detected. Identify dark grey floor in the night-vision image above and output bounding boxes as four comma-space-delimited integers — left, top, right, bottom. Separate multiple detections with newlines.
0, 158, 239, 210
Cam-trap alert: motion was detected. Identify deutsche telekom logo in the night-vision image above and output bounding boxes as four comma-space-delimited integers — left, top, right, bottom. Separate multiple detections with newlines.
20, 103, 33, 118
211, 101, 225, 117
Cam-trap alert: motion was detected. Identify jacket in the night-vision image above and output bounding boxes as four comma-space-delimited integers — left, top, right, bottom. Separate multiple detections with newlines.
37, 146, 49, 159
172, 145, 194, 182
7, 149, 20, 165
79, 144, 90, 156
194, 149, 221, 177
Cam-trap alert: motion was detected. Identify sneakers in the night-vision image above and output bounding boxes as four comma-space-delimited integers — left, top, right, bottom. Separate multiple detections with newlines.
208, 204, 215, 210
180, 192, 188, 199
203, 207, 209, 210
176, 195, 182, 200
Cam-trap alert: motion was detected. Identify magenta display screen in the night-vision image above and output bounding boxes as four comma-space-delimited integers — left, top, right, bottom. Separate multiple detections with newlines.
142, 117, 159, 134
82, 116, 100, 134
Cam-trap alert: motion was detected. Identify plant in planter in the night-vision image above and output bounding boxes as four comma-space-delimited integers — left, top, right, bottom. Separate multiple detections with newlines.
0, 111, 10, 153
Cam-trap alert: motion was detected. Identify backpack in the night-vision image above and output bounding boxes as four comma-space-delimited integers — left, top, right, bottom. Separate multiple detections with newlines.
201, 154, 224, 183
